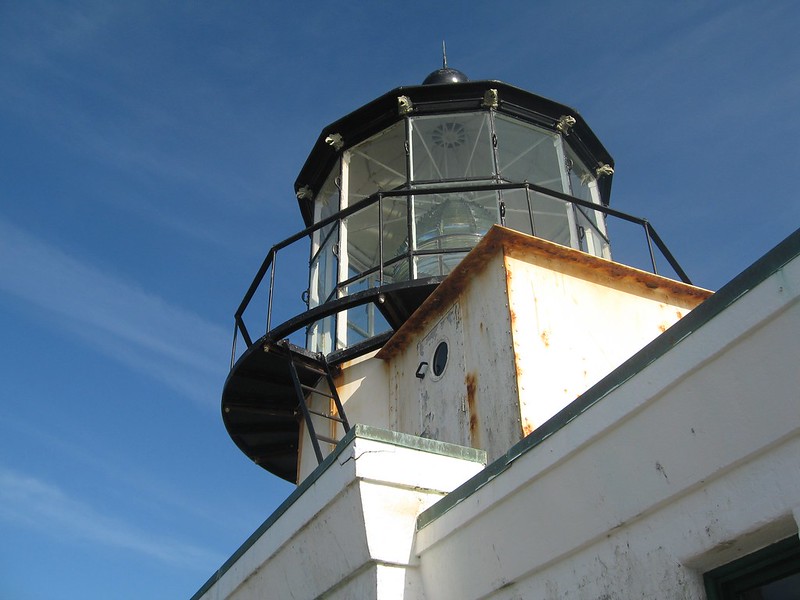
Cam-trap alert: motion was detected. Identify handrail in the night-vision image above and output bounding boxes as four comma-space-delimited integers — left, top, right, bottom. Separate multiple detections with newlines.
231, 182, 693, 368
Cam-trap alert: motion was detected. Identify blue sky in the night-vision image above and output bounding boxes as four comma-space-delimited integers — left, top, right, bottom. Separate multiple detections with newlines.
0, 2, 797, 598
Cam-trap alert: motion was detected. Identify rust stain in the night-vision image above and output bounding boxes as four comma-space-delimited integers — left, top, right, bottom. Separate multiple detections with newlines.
521, 417, 534, 437
515, 356, 524, 380
377, 231, 507, 361
500, 225, 713, 303
378, 225, 712, 362
333, 370, 344, 391
676, 310, 684, 319
505, 258, 514, 289
465, 372, 480, 447
329, 398, 338, 442
540, 330, 550, 347
658, 323, 668, 333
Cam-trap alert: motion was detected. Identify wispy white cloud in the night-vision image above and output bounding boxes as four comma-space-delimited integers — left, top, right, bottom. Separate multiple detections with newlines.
0, 218, 228, 407
0, 466, 223, 569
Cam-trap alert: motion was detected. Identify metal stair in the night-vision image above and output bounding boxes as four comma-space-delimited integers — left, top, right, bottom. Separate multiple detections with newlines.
278, 340, 350, 465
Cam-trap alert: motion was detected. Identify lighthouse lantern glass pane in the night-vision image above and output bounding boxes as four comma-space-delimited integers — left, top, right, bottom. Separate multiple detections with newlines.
343, 195, 409, 286
343, 299, 390, 348
309, 224, 338, 308
564, 144, 597, 204
307, 316, 335, 355
500, 189, 534, 236
381, 196, 410, 283
344, 202, 380, 279
564, 144, 610, 258
413, 192, 498, 247
412, 190, 499, 277
410, 113, 494, 183
528, 191, 572, 248
494, 115, 563, 193
575, 205, 611, 258
313, 162, 341, 244
347, 121, 407, 206
415, 251, 470, 279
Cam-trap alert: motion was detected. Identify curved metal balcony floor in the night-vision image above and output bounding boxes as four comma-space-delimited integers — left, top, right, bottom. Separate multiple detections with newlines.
222, 279, 441, 482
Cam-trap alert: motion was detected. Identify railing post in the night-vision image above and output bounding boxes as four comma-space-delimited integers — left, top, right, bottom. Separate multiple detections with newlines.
231, 321, 238, 370
267, 248, 277, 332
407, 192, 414, 279
642, 220, 658, 275
378, 192, 384, 286
646, 225, 693, 284
525, 184, 535, 236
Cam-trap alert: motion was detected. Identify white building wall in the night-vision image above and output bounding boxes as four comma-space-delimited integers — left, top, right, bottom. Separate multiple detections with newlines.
383, 228, 708, 462
504, 248, 708, 434
414, 248, 800, 600
196, 427, 485, 600
388, 251, 521, 456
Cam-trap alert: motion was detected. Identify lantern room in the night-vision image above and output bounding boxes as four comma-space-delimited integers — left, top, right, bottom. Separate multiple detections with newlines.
294, 72, 615, 356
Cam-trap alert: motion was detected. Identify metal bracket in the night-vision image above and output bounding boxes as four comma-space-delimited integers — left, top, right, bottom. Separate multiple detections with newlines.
482, 88, 499, 109
398, 95, 413, 116
325, 133, 344, 151
556, 115, 577, 135
415, 361, 429, 379
595, 163, 615, 178
296, 185, 314, 201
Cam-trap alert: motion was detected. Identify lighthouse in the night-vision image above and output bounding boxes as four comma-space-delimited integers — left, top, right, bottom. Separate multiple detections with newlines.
196, 65, 800, 599
222, 65, 706, 484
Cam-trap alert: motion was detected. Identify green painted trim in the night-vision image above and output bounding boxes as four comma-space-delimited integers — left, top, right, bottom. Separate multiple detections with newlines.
190, 425, 484, 599
417, 227, 800, 530
351, 424, 487, 463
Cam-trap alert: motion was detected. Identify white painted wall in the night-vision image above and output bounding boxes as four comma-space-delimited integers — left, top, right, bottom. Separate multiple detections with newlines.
386, 250, 523, 461
383, 229, 708, 462
415, 250, 800, 600
504, 247, 708, 434
200, 428, 485, 600
302, 229, 708, 477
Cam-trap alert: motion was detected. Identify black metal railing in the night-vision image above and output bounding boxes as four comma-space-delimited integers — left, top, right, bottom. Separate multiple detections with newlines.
231, 182, 692, 368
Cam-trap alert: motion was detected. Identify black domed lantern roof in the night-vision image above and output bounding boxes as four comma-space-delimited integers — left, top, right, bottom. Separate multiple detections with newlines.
422, 67, 469, 85
422, 43, 469, 84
